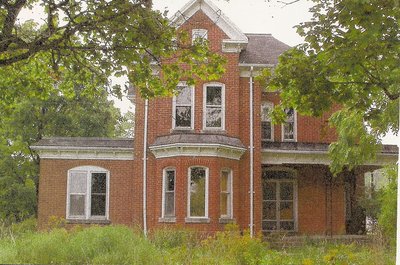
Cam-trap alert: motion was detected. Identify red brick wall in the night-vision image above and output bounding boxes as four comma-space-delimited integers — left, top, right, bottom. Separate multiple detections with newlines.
37, 159, 135, 229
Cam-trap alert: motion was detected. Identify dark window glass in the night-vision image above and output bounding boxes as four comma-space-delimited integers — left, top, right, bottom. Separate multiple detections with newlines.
190, 167, 206, 217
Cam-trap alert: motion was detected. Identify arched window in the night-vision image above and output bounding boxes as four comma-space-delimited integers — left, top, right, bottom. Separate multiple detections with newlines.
262, 167, 297, 232
203, 82, 225, 130
261, 101, 274, 141
67, 166, 109, 220
187, 166, 209, 218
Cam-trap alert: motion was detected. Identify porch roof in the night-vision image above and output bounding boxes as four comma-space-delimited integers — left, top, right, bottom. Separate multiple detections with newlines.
262, 142, 398, 166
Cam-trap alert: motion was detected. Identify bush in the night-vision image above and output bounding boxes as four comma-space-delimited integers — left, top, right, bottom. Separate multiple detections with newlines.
378, 165, 397, 246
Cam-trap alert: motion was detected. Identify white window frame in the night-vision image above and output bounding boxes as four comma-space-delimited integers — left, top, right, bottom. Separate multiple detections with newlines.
203, 82, 225, 130
220, 169, 233, 219
66, 166, 110, 220
161, 167, 176, 218
172, 82, 195, 130
262, 168, 298, 232
192, 29, 208, 44
187, 166, 209, 218
261, 101, 274, 141
281, 108, 297, 142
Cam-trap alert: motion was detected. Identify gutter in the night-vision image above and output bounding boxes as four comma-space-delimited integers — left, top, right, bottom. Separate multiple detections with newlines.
143, 99, 149, 236
249, 66, 254, 237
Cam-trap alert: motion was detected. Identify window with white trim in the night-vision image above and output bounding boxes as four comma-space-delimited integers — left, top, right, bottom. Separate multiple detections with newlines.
203, 83, 225, 129
220, 169, 232, 219
261, 101, 274, 141
67, 166, 109, 220
188, 167, 208, 218
282, 108, 296, 141
262, 169, 297, 232
173, 83, 194, 129
162, 168, 175, 218
192, 29, 208, 44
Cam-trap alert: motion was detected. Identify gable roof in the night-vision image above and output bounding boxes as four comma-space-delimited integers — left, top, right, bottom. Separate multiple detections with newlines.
239, 34, 291, 65
170, 0, 248, 43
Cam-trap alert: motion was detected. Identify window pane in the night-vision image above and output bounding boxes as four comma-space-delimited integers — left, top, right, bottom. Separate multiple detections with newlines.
285, 108, 294, 122
280, 221, 294, 231
263, 201, 276, 220
69, 172, 87, 193
190, 168, 206, 217
166, 170, 175, 191
206, 107, 222, 127
263, 221, 277, 231
284, 122, 294, 139
91, 173, 106, 194
280, 202, 294, 220
206, 86, 222, 105
91, 194, 106, 216
280, 182, 293, 200
176, 86, 191, 105
176, 106, 192, 127
263, 181, 276, 200
220, 193, 228, 216
165, 192, 175, 217
221, 171, 228, 192
70, 195, 85, 216
261, 103, 272, 121
261, 121, 272, 140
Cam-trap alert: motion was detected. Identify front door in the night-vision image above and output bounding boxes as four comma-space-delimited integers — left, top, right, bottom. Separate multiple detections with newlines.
262, 169, 297, 233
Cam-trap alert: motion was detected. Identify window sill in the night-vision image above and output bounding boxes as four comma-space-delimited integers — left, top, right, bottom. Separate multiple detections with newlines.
219, 217, 235, 224
66, 219, 111, 225
201, 129, 226, 134
185, 217, 210, 223
158, 217, 176, 223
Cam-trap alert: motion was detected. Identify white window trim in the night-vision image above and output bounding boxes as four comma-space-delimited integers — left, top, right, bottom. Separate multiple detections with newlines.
187, 166, 209, 219
203, 82, 225, 130
172, 82, 195, 130
192, 29, 208, 44
261, 101, 274, 142
66, 166, 110, 221
281, 109, 297, 142
262, 167, 298, 232
220, 169, 233, 219
161, 167, 176, 219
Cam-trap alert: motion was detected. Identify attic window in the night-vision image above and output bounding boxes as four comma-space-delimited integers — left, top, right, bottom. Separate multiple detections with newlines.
192, 29, 208, 43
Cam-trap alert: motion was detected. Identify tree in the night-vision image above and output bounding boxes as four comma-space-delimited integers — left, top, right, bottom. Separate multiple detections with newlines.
0, 0, 225, 101
261, 0, 399, 174
0, 43, 126, 221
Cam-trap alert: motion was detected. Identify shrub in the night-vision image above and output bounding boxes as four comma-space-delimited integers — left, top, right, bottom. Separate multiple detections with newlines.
150, 226, 200, 249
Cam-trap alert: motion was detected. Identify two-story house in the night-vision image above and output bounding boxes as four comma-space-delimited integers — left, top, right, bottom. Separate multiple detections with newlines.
32, 0, 397, 236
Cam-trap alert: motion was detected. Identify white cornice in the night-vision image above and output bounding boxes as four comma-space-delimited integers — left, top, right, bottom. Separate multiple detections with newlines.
31, 146, 134, 160
171, 0, 248, 46
149, 143, 246, 160
262, 149, 397, 166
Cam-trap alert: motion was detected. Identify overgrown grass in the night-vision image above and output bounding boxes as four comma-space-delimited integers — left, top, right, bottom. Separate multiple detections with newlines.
0, 221, 395, 264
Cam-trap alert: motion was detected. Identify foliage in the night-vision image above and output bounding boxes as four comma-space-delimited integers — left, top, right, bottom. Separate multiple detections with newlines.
0, 0, 225, 100
0, 51, 123, 222
377, 165, 397, 246
260, 0, 399, 174
0, 224, 395, 264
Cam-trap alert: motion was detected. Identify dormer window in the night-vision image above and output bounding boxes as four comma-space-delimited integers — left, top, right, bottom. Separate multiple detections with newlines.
282, 108, 297, 141
173, 82, 194, 130
192, 29, 208, 44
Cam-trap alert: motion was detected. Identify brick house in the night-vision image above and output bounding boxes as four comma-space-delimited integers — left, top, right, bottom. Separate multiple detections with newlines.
32, 0, 397, 236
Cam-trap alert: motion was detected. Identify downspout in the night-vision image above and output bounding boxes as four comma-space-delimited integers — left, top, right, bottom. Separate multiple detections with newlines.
249, 66, 254, 237
396, 98, 400, 265
143, 98, 149, 236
